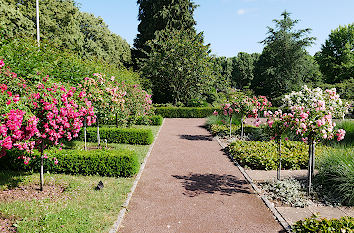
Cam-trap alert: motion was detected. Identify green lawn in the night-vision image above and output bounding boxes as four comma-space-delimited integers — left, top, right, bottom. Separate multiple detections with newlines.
0, 124, 162, 232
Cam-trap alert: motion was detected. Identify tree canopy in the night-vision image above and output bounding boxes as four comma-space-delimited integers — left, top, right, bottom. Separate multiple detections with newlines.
251, 11, 316, 99
315, 23, 353, 84
140, 29, 216, 105
0, 0, 131, 68
133, 0, 197, 64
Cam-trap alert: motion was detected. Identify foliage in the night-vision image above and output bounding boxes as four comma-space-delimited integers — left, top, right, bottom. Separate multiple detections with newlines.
260, 178, 308, 207
134, 115, 163, 126
316, 78, 354, 101
141, 29, 216, 104
227, 140, 326, 170
133, 0, 197, 64
0, 0, 131, 67
314, 147, 354, 206
231, 52, 260, 90
79, 127, 154, 145
0, 148, 139, 177
315, 23, 354, 84
154, 106, 219, 118
0, 36, 139, 85
292, 215, 354, 232
251, 11, 316, 99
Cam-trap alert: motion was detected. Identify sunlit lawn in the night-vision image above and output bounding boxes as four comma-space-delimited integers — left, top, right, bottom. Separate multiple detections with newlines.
0, 124, 161, 232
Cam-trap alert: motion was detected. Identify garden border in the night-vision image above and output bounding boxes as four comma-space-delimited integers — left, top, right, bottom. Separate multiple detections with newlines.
215, 136, 292, 233
109, 119, 165, 233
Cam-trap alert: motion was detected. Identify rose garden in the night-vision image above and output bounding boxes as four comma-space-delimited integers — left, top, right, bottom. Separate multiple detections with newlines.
0, 0, 353, 232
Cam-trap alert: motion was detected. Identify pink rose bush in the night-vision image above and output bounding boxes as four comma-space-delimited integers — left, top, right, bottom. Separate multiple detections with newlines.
221, 95, 271, 138
265, 85, 349, 192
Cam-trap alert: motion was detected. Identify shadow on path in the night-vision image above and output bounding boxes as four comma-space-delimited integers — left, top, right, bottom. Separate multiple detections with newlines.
172, 173, 251, 197
179, 134, 213, 141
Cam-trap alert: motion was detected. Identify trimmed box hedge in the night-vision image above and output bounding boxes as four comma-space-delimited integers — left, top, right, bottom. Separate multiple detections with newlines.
133, 115, 163, 126
0, 149, 139, 177
154, 107, 219, 118
79, 127, 154, 145
227, 140, 326, 170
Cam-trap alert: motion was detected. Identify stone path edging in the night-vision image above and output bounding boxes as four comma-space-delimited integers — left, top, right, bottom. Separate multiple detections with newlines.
109, 119, 165, 233
215, 136, 292, 233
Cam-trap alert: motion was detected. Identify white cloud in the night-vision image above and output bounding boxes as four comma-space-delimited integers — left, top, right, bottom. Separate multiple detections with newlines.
237, 9, 246, 15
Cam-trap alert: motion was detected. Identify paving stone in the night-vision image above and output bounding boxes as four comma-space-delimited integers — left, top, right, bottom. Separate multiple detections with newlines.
276, 206, 313, 225
338, 207, 354, 217
308, 206, 347, 219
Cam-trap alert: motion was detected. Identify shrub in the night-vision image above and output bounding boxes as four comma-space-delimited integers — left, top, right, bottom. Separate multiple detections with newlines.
292, 215, 354, 232
314, 147, 354, 206
0, 149, 139, 177
134, 115, 163, 126
260, 179, 308, 207
79, 127, 154, 145
154, 107, 219, 118
227, 141, 326, 170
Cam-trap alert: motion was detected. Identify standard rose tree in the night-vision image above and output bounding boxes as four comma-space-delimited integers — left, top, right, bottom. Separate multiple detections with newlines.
220, 95, 271, 138
282, 86, 348, 194
28, 78, 95, 191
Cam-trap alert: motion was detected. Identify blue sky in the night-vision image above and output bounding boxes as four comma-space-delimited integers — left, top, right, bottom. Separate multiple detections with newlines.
75, 0, 354, 57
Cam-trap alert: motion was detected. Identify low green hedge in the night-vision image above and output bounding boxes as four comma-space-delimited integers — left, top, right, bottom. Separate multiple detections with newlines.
154, 107, 219, 118
79, 127, 154, 145
292, 215, 354, 232
227, 140, 326, 170
0, 149, 139, 177
133, 115, 163, 126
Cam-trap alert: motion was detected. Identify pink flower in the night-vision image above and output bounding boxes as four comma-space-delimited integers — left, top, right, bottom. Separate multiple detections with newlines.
0, 60, 4, 68
336, 129, 346, 141
213, 110, 218, 116
267, 120, 274, 128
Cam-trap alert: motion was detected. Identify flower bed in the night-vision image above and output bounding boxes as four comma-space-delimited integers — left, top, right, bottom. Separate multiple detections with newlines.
227, 140, 326, 170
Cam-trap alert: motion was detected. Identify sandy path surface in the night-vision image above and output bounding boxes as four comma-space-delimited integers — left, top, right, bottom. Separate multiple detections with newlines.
119, 118, 283, 233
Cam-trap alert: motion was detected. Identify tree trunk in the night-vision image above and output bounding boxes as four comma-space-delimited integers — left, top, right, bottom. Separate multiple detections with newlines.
277, 139, 282, 180
40, 141, 44, 191
84, 117, 87, 151
115, 113, 118, 128
307, 136, 313, 195
97, 117, 100, 148
241, 115, 244, 139
229, 116, 232, 138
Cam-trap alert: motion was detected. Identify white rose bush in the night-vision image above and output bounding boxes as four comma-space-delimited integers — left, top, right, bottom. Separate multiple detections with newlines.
266, 85, 349, 194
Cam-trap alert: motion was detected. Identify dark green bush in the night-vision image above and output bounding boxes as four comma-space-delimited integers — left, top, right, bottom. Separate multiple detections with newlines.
0, 149, 139, 177
133, 115, 163, 126
292, 215, 354, 232
80, 127, 154, 145
154, 107, 219, 118
315, 147, 354, 206
227, 141, 326, 170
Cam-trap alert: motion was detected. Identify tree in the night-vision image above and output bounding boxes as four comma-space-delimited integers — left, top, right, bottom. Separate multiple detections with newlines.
0, 0, 131, 68
315, 24, 354, 84
231, 52, 259, 90
140, 29, 215, 104
251, 11, 316, 99
133, 0, 197, 65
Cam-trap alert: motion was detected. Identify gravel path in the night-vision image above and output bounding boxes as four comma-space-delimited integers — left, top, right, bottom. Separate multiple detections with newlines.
119, 118, 284, 233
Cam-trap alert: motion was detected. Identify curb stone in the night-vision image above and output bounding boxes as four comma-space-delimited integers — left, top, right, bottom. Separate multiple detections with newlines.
109, 119, 165, 233
215, 136, 293, 233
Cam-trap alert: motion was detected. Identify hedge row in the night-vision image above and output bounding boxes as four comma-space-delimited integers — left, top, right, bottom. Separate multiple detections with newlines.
0, 149, 139, 177
133, 115, 163, 126
227, 141, 326, 170
98, 115, 163, 126
154, 107, 219, 118
79, 127, 154, 145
